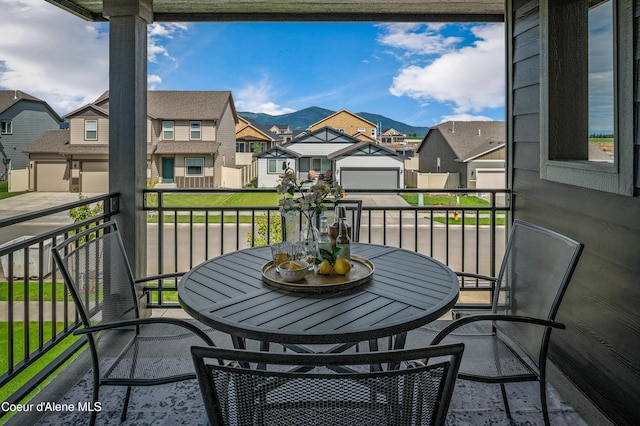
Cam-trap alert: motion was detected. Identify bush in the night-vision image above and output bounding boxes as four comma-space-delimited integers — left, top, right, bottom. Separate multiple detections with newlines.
247, 213, 282, 246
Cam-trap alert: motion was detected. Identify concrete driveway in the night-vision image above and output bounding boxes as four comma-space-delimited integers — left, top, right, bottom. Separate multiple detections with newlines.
347, 194, 409, 207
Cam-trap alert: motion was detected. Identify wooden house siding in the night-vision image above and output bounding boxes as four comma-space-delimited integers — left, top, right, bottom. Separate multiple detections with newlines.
508, 0, 640, 423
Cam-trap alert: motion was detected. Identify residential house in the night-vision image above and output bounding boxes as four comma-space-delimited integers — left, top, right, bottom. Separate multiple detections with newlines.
268, 124, 294, 143
235, 116, 279, 166
256, 126, 403, 189
381, 128, 406, 144
417, 121, 506, 188
308, 109, 378, 141
0, 90, 62, 178
328, 142, 404, 189
24, 90, 238, 191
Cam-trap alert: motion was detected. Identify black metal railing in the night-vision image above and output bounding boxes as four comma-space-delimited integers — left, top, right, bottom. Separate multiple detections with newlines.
143, 188, 510, 310
0, 193, 119, 415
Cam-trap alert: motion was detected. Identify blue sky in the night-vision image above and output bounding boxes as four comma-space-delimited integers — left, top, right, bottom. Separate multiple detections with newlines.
0, 0, 506, 128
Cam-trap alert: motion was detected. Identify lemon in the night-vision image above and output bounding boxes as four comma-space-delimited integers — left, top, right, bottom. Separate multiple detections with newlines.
318, 259, 333, 275
333, 258, 352, 275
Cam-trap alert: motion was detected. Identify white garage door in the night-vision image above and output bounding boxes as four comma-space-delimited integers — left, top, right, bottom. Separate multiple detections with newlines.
340, 168, 400, 190
81, 162, 109, 194
476, 169, 505, 189
36, 162, 69, 192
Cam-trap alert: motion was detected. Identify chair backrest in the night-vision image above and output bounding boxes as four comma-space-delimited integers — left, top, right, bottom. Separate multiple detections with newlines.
192, 343, 464, 426
492, 220, 583, 365
51, 221, 139, 328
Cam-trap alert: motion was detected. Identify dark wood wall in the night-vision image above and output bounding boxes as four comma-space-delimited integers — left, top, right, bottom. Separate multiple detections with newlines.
509, 0, 640, 424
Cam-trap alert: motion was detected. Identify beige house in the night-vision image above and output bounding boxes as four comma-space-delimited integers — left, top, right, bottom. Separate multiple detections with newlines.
235, 116, 279, 165
25, 90, 238, 191
381, 128, 406, 144
308, 109, 378, 141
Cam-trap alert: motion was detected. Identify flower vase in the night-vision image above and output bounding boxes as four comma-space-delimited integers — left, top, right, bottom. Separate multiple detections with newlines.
300, 218, 319, 243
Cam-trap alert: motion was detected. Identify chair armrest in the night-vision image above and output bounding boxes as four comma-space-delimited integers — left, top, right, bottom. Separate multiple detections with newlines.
135, 271, 185, 284
430, 313, 566, 345
73, 317, 215, 346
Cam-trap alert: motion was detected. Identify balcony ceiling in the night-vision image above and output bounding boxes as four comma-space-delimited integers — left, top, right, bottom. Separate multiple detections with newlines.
46, 0, 504, 22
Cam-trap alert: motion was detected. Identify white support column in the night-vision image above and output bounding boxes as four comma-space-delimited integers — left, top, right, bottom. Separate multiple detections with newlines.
103, 0, 152, 279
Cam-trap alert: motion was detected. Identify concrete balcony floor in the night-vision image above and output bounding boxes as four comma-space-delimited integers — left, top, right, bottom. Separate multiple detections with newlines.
5, 308, 609, 426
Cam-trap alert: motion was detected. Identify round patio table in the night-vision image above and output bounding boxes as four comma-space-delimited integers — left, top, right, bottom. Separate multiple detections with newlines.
178, 243, 459, 347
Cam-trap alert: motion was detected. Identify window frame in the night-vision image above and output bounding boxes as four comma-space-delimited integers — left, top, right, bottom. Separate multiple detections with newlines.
267, 159, 286, 174
539, 0, 633, 195
84, 119, 97, 141
236, 142, 246, 153
162, 121, 175, 140
1, 120, 12, 134
184, 157, 204, 177
190, 121, 202, 140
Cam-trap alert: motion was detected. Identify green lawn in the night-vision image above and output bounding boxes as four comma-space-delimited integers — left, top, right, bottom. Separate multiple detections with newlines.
401, 193, 491, 207
0, 181, 29, 200
0, 322, 83, 404
146, 192, 280, 207
433, 216, 506, 226
0, 282, 70, 302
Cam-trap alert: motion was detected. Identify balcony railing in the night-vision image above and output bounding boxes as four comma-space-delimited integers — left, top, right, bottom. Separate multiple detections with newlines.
0, 188, 509, 419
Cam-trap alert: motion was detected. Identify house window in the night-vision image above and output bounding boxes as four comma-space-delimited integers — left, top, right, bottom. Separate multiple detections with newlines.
371, 128, 377, 138
358, 127, 366, 133
268, 159, 286, 174
162, 121, 174, 140
84, 120, 97, 140
190, 121, 201, 140
540, 0, 633, 195
311, 158, 330, 173
236, 143, 246, 153
249, 142, 266, 153
185, 157, 204, 176
1, 120, 12, 134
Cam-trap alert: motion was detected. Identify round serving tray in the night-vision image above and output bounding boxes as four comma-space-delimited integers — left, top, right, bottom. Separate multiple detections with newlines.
262, 255, 374, 293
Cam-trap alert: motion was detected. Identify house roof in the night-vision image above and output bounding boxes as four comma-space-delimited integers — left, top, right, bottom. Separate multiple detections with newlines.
255, 145, 301, 159
148, 91, 237, 122
66, 91, 238, 122
288, 126, 362, 144
417, 121, 505, 162
0, 90, 62, 122
308, 109, 376, 130
47, 1, 504, 23
328, 141, 403, 160
153, 141, 220, 154
24, 129, 154, 155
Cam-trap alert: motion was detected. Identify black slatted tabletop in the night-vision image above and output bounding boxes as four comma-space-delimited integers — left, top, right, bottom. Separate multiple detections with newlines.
179, 243, 459, 345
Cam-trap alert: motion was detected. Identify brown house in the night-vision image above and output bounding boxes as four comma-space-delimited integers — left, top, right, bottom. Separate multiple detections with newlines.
308, 109, 378, 141
25, 90, 238, 191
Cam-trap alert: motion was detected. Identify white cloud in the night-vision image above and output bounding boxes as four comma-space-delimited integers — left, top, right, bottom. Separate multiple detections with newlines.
234, 79, 295, 115
148, 75, 162, 90
0, 1, 189, 114
0, 0, 109, 114
388, 24, 505, 118
441, 113, 496, 122
377, 23, 462, 56
147, 23, 189, 63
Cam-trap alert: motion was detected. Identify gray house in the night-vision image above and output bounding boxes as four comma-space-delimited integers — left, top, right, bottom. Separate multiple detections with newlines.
417, 121, 505, 188
0, 90, 62, 177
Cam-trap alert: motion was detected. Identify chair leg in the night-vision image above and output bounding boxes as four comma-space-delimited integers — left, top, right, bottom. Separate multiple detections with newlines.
540, 380, 551, 426
499, 383, 512, 419
121, 386, 132, 421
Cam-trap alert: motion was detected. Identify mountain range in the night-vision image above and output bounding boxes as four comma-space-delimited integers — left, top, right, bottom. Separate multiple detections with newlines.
238, 106, 429, 137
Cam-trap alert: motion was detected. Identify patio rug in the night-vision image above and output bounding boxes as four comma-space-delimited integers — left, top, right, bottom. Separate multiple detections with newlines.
31, 360, 587, 426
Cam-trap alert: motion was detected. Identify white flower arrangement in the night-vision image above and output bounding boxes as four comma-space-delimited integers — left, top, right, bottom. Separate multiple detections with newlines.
276, 164, 344, 224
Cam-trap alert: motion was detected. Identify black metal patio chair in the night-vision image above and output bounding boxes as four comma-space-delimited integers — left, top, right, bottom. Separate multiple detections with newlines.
191, 343, 464, 426
51, 220, 215, 426
424, 220, 583, 425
